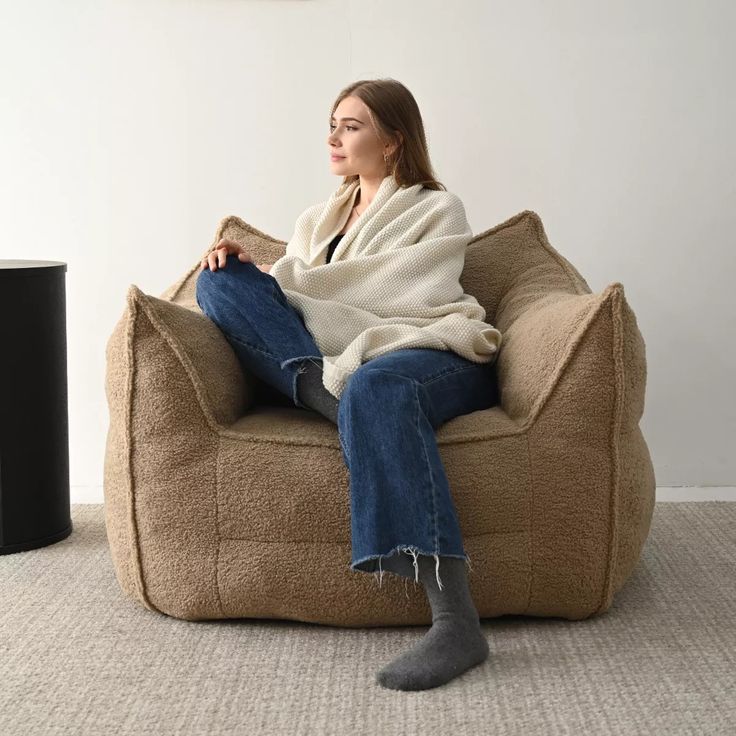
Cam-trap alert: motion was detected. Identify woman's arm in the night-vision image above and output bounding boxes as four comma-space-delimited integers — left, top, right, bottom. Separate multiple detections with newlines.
256, 263, 273, 273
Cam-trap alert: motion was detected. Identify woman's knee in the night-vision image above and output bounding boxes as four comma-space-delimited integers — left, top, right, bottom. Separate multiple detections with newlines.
195, 255, 259, 308
340, 365, 417, 412
195, 267, 219, 312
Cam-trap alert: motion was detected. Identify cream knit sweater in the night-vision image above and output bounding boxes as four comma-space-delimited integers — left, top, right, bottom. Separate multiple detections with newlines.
269, 175, 502, 400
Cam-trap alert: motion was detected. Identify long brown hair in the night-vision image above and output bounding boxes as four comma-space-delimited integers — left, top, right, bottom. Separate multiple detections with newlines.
330, 78, 446, 191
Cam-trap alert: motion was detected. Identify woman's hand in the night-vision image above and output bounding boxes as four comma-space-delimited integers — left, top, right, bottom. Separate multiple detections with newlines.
199, 238, 253, 272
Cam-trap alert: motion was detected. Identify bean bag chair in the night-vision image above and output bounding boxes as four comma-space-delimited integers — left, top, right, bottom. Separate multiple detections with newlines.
103, 209, 655, 625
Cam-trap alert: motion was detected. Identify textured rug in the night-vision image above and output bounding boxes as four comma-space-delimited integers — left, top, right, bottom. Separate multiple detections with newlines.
1, 503, 734, 735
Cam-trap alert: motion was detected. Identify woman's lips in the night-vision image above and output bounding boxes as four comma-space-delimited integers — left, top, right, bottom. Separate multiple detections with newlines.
330, 154, 345, 160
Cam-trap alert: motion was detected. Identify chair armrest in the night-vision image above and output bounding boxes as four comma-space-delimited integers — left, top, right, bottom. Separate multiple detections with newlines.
105, 284, 255, 432
104, 284, 255, 617
497, 282, 647, 430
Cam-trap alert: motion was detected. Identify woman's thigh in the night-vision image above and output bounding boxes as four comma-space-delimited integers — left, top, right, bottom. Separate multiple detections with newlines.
351, 347, 498, 429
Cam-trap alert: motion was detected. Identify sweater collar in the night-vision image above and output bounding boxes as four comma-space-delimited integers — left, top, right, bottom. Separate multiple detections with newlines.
310, 175, 399, 263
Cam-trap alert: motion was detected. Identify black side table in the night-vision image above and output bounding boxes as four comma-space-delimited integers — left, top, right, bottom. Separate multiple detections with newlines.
0, 260, 72, 554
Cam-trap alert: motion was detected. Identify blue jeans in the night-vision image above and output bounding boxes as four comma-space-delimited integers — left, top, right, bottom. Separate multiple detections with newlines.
195, 255, 499, 588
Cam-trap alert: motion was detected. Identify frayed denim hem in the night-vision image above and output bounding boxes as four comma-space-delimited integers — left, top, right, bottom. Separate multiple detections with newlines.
280, 355, 324, 409
351, 545, 473, 592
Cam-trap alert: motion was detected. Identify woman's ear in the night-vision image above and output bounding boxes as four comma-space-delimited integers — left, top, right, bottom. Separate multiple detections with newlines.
387, 131, 403, 158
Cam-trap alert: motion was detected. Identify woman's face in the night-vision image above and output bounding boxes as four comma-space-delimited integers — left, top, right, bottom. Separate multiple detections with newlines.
327, 96, 392, 178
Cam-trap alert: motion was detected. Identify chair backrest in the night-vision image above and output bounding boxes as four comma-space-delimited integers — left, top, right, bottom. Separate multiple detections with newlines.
462, 210, 592, 335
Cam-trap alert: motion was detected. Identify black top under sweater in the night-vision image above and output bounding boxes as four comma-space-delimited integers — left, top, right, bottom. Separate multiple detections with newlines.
326, 233, 344, 264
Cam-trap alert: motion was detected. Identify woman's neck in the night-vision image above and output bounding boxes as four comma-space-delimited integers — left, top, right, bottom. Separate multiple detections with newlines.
356, 173, 389, 212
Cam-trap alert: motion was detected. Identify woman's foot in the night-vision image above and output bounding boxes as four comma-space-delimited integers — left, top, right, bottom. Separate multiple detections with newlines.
376, 615, 489, 691
375, 554, 490, 691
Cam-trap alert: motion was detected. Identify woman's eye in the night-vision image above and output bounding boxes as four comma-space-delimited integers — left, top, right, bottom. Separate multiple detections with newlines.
329, 124, 356, 131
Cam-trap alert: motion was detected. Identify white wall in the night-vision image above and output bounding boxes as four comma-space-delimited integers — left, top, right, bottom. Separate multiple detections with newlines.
0, 0, 733, 503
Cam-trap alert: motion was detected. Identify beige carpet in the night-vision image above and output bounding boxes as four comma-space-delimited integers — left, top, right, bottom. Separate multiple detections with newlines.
1, 502, 734, 735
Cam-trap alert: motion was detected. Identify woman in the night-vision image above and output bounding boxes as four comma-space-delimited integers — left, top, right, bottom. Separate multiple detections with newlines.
195, 78, 502, 692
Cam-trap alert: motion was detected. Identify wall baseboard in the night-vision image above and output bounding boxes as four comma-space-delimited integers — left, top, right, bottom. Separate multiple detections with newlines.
655, 487, 736, 501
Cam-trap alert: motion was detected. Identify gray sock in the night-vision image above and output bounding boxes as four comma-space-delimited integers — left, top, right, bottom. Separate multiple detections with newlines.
375, 554, 490, 691
295, 359, 339, 424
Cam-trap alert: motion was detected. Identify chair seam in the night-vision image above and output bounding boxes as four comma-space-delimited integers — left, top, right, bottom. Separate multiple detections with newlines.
523, 430, 535, 616
598, 286, 625, 614
214, 434, 225, 617
125, 293, 157, 613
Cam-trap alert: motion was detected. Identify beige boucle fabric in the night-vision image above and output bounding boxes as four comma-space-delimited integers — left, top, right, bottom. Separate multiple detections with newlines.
269, 175, 502, 399
103, 207, 655, 626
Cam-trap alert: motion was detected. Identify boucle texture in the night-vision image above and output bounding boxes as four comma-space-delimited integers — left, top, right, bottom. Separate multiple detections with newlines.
269, 175, 502, 399
103, 208, 656, 626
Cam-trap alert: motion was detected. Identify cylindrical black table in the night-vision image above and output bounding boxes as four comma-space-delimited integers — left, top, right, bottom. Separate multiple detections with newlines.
0, 260, 72, 554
